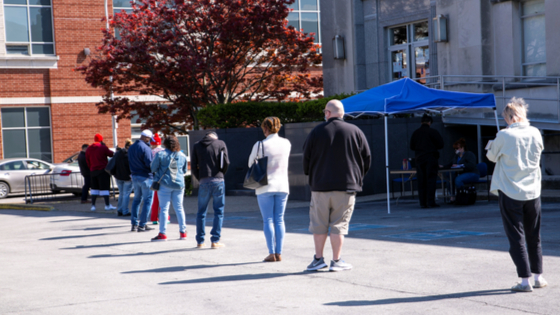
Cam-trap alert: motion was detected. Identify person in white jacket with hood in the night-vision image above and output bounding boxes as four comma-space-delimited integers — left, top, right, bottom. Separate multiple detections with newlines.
248, 117, 291, 262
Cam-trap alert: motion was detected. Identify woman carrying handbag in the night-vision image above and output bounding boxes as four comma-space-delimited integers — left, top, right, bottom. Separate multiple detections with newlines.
150, 135, 189, 242
248, 117, 291, 262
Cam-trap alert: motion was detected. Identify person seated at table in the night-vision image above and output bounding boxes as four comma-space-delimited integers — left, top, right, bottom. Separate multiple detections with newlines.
441, 138, 479, 202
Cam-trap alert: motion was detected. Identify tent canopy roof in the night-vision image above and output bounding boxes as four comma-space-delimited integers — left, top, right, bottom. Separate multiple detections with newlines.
340, 78, 496, 116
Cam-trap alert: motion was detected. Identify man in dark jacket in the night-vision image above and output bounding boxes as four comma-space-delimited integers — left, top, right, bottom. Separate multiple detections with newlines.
192, 131, 229, 248
303, 100, 371, 272
77, 144, 90, 204
114, 139, 133, 216
410, 114, 445, 208
128, 130, 155, 232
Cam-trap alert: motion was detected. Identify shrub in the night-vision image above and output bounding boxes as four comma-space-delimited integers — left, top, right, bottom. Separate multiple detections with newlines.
198, 93, 354, 129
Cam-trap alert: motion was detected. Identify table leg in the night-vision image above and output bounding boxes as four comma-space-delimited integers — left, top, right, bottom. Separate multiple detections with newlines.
401, 174, 405, 197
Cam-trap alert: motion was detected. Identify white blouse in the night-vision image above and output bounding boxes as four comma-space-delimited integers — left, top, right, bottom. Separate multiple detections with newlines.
248, 133, 291, 195
486, 122, 543, 201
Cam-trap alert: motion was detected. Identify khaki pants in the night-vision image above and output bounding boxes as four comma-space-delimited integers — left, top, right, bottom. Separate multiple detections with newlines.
309, 191, 356, 235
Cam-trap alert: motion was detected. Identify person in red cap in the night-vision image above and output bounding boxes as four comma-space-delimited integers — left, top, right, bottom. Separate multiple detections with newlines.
149, 133, 169, 224
85, 133, 116, 211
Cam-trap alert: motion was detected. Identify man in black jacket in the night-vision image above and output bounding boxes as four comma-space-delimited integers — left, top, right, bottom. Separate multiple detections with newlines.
410, 114, 445, 208
77, 144, 90, 204
114, 139, 133, 216
192, 132, 230, 249
303, 100, 371, 272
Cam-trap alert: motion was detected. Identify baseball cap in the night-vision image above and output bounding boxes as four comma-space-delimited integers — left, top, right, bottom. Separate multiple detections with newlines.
140, 130, 153, 139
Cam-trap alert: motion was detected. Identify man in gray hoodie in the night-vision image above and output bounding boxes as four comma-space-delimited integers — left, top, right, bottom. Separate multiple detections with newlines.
192, 132, 229, 249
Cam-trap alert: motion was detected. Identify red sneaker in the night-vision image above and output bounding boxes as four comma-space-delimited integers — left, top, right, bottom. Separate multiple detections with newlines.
179, 232, 187, 240
151, 233, 167, 242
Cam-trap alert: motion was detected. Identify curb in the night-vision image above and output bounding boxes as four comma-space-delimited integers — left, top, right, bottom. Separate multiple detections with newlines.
0, 204, 55, 211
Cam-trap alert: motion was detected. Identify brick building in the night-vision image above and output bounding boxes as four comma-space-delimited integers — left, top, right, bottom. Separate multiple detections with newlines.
0, 0, 323, 163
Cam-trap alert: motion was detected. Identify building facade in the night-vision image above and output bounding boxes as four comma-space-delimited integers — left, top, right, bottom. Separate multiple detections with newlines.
320, 0, 560, 174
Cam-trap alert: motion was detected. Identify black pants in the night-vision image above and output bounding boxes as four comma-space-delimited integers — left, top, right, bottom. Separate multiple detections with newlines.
498, 191, 542, 278
81, 175, 91, 201
90, 169, 111, 192
416, 158, 439, 207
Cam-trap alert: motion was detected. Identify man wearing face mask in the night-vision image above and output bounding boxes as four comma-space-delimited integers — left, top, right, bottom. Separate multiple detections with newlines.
128, 130, 156, 232
410, 114, 444, 208
441, 138, 479, 203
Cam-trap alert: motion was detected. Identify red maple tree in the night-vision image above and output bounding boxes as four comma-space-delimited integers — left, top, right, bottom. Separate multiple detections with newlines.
77, 0, 323, 132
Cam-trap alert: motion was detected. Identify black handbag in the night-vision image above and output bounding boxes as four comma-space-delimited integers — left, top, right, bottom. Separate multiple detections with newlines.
243, 141, 268, 189
455, 185, 477, 205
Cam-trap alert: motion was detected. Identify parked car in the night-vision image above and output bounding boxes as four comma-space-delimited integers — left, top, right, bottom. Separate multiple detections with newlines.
0, 158, 54, 198
51, 150, 118, 195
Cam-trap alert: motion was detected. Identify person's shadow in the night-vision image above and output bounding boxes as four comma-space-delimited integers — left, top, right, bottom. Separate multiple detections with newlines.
324, 289, 513, 306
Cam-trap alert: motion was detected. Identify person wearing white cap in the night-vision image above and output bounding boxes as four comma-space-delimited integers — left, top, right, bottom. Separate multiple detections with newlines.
127, 130, 156, 232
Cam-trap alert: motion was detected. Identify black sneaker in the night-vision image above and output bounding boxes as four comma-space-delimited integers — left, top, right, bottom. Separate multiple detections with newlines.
131, 225, 138, 232
137, 225, 154, 232
118, 212, 123, 217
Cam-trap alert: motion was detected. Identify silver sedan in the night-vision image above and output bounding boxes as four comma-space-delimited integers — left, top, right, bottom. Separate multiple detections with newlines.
0, 158, 54, 198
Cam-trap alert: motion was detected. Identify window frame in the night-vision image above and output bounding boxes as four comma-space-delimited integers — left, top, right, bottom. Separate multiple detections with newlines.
288, 0, 321, 46
3, 0, 56, 56
387, 21, 430, 83
1, 106, 53, 162
520, 0, 546, 77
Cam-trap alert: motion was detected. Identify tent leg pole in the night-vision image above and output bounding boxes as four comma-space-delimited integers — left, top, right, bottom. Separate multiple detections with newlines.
384, 115, 391, 214
493, 109, 500, 132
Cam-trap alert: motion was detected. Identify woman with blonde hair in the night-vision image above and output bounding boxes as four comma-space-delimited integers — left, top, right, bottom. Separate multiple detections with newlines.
487, 97, 546, 292
248, 117, 291, 262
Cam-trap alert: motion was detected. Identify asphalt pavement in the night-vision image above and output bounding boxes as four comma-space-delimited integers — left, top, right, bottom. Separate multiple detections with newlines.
1, 195, 559, 315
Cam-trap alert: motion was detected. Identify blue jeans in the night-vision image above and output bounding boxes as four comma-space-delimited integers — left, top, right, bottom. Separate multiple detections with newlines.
449, 172, 480, 195
256, 192, 288, 254
116, 180, 133, 215
158, 184, 187, 235
131, 177, 154, 227
196, 181, 225, 244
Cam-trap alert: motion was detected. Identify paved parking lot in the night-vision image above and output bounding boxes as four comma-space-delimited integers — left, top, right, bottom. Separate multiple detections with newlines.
1, 197, 559, 314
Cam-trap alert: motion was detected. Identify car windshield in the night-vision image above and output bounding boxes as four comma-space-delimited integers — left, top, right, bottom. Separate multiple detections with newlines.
63, 152, 80, 164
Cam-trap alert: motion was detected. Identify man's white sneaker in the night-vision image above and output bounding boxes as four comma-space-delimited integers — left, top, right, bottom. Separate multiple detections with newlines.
105, 204, 116, 210
90, 206, 96, 211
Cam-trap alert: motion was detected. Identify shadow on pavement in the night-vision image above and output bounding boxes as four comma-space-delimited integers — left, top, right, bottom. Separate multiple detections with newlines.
89, 247, 199, 258
123, 262, 262, 274
64, 225, 128, 231
60, 241, 148, 250
160, 271, 310, 285
324, 289, 514, 306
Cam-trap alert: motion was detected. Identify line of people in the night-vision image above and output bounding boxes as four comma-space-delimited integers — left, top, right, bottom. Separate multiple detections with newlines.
76, 97, 546, 291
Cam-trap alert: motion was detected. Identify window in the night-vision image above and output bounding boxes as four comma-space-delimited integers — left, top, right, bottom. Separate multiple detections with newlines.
521, 0, 546, 76
26, 160, 50, 169
288, 0, 321, 44
0, 161, 26, 170
3, 0, 55, 55
1, 107, 52, 162
388, 21, 429, 84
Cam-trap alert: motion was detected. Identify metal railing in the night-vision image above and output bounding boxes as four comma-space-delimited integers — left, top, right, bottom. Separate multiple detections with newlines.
25, 172, 116, 204
411, 75, 560, 126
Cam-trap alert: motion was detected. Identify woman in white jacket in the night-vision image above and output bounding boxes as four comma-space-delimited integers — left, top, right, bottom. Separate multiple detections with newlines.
486, 97, 546, 292
249, 117, 291, 262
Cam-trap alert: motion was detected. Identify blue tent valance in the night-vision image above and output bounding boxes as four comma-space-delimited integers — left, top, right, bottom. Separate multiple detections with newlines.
341, 78, 496, 115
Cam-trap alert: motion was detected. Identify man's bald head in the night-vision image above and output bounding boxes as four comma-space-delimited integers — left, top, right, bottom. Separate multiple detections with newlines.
325, 99, 345, 119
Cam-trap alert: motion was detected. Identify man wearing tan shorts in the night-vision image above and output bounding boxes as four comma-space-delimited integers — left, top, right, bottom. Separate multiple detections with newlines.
303, 100, 371, 271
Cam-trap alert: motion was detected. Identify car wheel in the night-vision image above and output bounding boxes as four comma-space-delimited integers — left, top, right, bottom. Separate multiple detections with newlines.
0, 181, 10, 199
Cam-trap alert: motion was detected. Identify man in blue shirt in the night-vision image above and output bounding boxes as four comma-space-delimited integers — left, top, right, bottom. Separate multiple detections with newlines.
128, 130, 155, 232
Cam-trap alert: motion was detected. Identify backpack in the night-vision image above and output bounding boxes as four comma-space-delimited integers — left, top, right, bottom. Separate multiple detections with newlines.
455, 185, 477, 205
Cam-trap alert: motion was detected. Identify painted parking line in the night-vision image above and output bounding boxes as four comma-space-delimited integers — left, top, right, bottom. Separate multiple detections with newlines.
384, 229, 491, 242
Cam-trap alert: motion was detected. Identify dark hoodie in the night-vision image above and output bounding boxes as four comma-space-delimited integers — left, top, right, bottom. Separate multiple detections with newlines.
191, 135, 229, 181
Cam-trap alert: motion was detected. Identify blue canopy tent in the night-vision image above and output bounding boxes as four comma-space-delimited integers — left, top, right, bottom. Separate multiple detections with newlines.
341, 78, 498, 213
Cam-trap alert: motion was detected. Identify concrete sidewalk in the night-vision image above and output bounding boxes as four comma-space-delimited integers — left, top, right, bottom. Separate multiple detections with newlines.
1, 197, 559, 314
